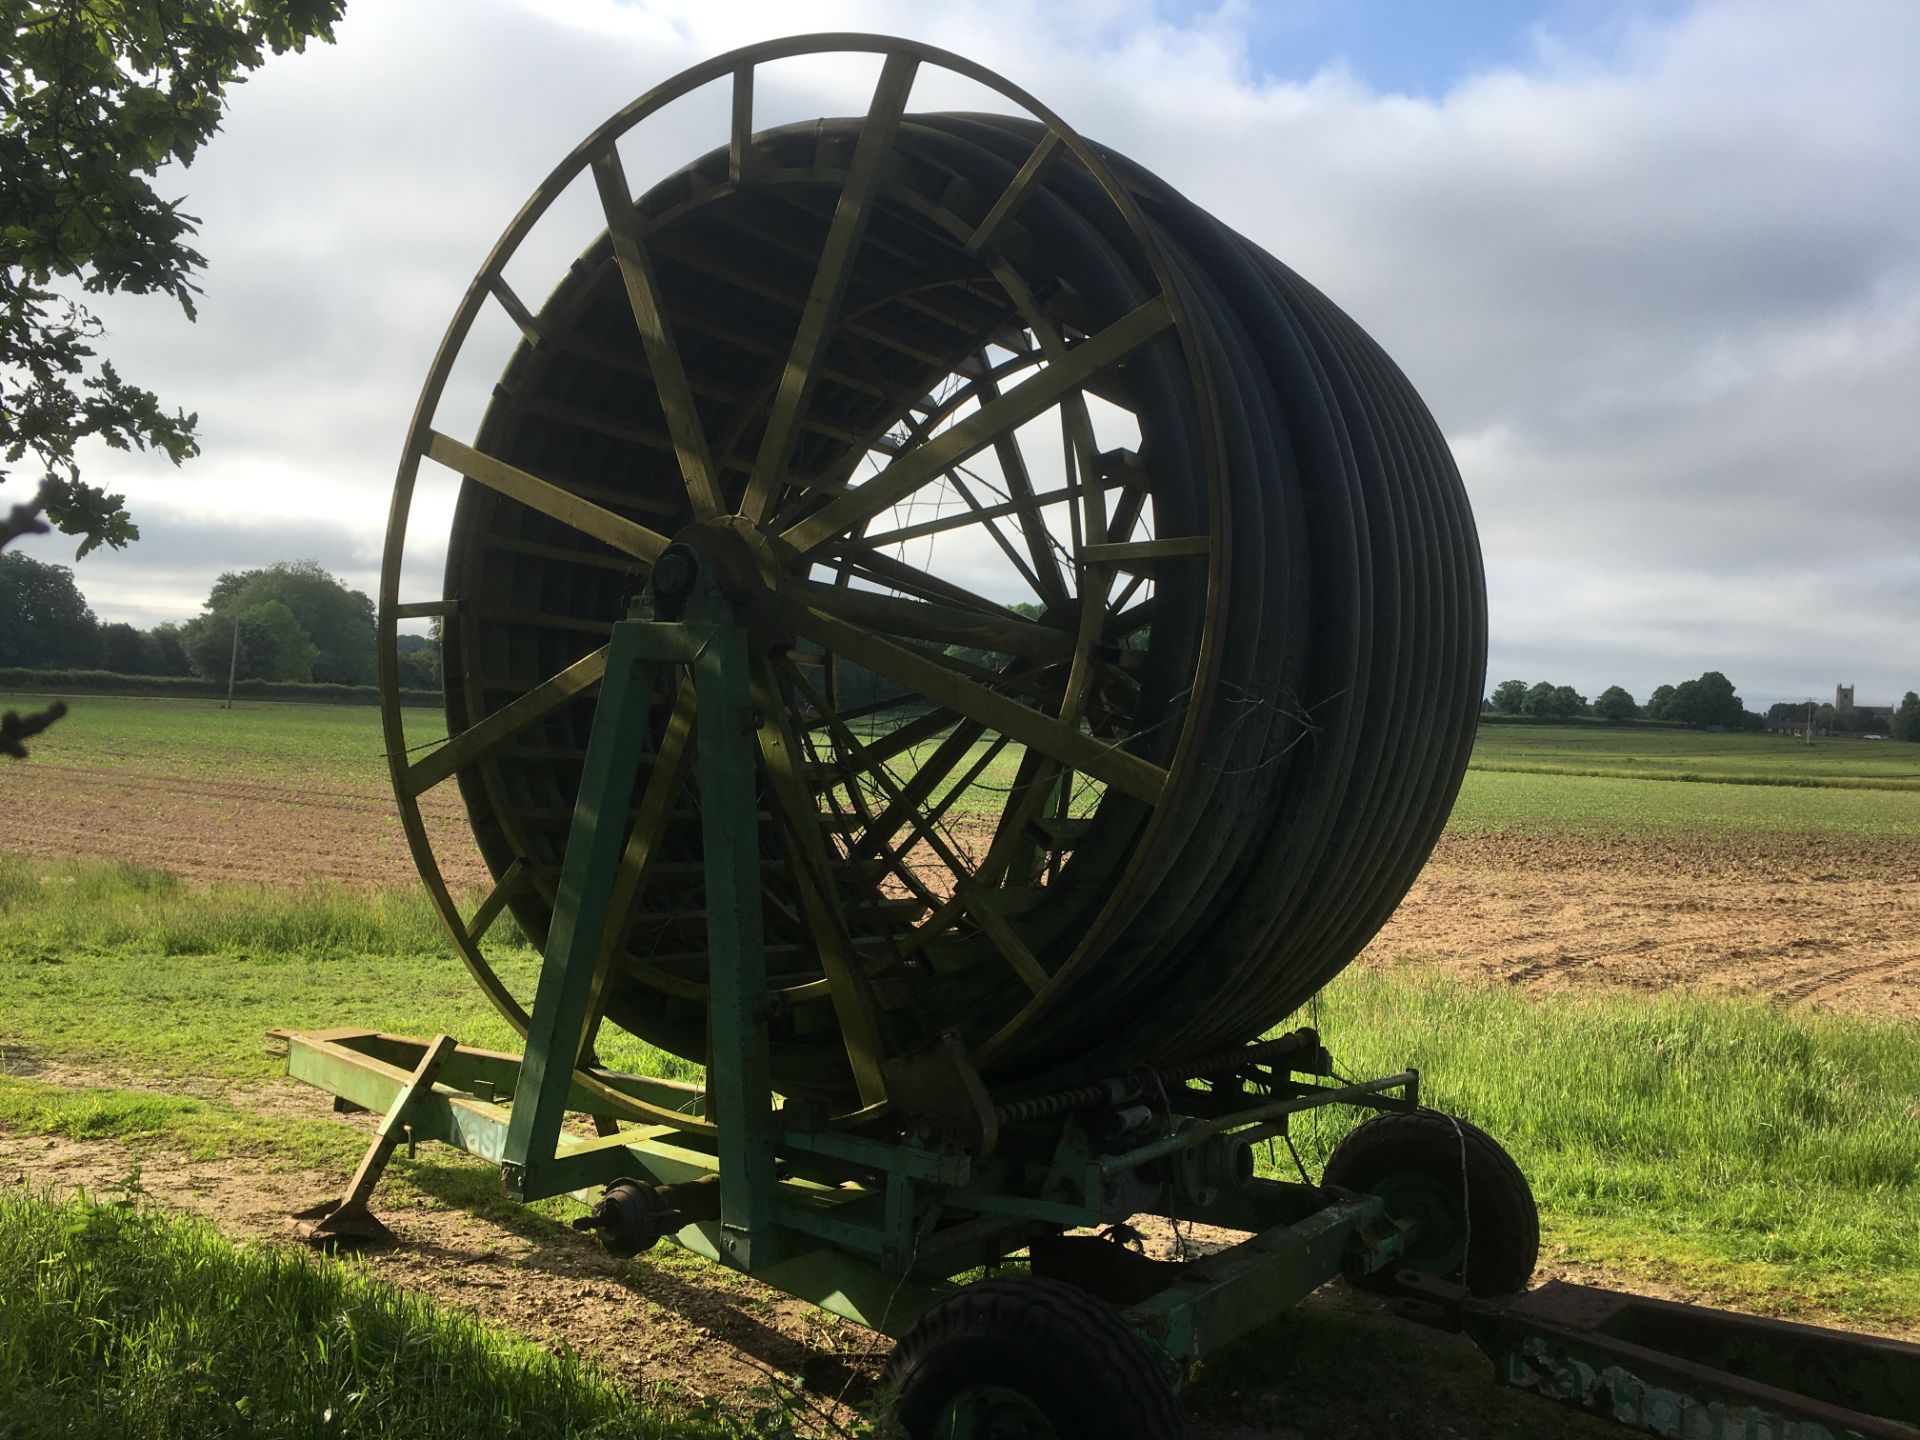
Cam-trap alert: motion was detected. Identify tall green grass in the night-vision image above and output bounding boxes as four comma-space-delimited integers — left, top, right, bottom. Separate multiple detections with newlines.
0, 1188, 709, 1439
0, 857, 695, 1086
0, 861, 456, 959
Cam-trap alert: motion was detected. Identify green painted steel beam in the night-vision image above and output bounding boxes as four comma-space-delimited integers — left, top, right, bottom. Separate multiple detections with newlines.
1096, 1072, 1418, 1177
674, 1220, 949, 1335
504, 614, 662, 1195
1127, 1195, 1382, 1367
297, 1029, 704, 1120
685, 569, 780, 1272
776, 1124, 971, 1186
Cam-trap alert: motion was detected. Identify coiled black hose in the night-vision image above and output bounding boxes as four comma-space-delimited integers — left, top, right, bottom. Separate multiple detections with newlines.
444, 111, 1484, 1100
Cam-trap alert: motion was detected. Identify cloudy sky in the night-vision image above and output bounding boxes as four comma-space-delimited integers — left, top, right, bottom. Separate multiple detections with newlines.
17, 0, 1918, 709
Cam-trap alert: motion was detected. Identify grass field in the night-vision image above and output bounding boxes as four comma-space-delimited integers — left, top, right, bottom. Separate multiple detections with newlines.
0, 1189, 709, 1440
1472, 724, 1920, 790
0, 692, 434, 788
1449, 766, 1920, 834
13, 686, 1918, 791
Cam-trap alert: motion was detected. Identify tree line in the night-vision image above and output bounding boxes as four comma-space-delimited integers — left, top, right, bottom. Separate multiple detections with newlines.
1489, 671, 1763, 730
1490, 671, 1920, 740
0, 554, 441, 690
1897, 696, 1920, 742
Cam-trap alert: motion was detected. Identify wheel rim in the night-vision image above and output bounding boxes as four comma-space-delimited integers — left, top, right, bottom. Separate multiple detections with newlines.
940, 1383, 1060, 1440
1373, 1170, 1468, 1278
376, 35, 1225, 1110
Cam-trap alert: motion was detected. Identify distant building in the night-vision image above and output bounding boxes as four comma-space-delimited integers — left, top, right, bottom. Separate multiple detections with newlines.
1766, 690, 1893, 735
1836, 683, 1894, 724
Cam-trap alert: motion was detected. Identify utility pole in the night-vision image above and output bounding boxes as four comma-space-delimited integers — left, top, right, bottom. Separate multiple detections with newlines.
225, 614, 240, 710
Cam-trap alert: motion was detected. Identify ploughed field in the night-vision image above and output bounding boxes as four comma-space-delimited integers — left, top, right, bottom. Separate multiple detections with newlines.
3, 695, 1915, 1019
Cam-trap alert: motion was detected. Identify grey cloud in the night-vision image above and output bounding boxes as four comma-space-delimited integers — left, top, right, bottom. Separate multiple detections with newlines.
11, 507, 438, 630
26, 0, 1919, 711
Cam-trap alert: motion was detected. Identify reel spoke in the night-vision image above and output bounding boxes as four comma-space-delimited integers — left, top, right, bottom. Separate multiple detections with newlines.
780, 296, 1175, 555
785, 577, 1075, 664
772, 589, 1167, 805
824, 545, 1033, 622
403, 643, 609, 797
748, 655, 892, 1104
424, 432, 669, 563
743, 54, 919, 523
591, 149, 726, 521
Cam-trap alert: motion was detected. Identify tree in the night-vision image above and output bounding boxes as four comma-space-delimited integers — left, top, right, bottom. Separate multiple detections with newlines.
236, 599, 314, 680
1490, 679, 1528, 715
0, 550, 97, 666
3, 2, 342, 555
395, 632, 441, 690
98, 620, 157, 673
1548, 685, 1587, 718
206, 561, 375, 683
1663, 670, 1745, 729
1893, 692, 1920, 744
1523, 683, 1586, 718
1593, 685, 1638, 721
179, 597, 315, 682
148, 621, 192, 676
1646, 684, 1677, 721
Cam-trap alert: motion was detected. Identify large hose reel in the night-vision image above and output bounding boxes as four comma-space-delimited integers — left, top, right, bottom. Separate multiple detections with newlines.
378, 36, 1485, 1108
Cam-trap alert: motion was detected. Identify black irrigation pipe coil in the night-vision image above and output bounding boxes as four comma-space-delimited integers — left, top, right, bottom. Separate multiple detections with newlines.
430, 105, 1485, 1103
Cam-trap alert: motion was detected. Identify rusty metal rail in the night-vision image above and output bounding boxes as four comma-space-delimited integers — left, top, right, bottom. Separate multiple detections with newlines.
1402, 1275, 1920, 1438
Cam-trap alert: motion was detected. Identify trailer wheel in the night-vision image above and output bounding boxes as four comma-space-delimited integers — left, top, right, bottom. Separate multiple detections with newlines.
879, 1276, 1183, 1440
1323, 1109, 1539, 1296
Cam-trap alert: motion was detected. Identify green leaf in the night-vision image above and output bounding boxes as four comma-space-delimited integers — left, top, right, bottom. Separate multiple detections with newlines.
0, 0, 343, 557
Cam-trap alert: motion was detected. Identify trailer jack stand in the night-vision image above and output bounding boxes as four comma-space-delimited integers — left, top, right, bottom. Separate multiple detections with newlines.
292, 1032, 457, 1249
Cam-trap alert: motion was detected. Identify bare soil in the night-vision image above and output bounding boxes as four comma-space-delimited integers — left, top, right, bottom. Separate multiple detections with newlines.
1364, 829, 1920, 1020
0, 760, 489, 891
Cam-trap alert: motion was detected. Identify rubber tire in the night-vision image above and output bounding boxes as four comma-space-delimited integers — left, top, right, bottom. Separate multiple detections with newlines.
1322, 1109, 1539, 1297
879, 1276, 1183, 1440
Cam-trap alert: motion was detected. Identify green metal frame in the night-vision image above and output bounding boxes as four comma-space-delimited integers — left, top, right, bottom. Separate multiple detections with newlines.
286, 549, 1428, 1360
